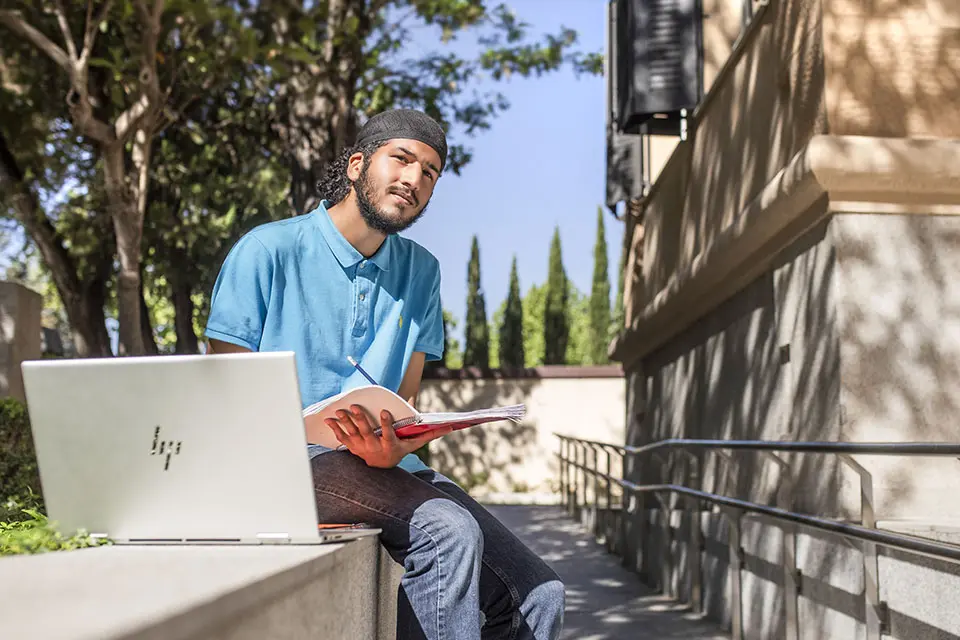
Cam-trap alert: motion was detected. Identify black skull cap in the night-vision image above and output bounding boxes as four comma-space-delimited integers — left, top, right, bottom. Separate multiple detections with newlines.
354, 109, 448, 172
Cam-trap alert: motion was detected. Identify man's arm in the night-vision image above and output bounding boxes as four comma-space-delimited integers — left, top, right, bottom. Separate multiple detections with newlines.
397, 352, 426, 405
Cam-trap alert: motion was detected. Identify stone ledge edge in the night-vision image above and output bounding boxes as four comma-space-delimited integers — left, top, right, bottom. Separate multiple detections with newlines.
610, 134, 960, 368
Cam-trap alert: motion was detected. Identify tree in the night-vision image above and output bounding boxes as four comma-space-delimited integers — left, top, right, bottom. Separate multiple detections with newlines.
441, 309, 462, 368
463, 235, 489, 367
498, 256, 524, 368
0, 1, 256, 354
522, 283, 546, 367
565, 284, 591, 365
589, 207, 611, 364
543, 227, 568, 364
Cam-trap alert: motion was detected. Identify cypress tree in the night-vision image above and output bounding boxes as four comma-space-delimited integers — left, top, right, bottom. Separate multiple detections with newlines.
498, 256, 525, 368
589, 207, 612, 364
463, 236, 489, 367
543, 227, 569, 365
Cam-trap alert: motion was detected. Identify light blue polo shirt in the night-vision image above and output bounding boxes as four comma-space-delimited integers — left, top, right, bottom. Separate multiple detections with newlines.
204, 201, 444, 473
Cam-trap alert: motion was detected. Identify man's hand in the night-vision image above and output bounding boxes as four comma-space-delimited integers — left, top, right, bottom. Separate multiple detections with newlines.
325, 406, 451, 469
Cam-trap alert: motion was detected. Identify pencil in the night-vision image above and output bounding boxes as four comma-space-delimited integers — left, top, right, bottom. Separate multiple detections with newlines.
347, 356, 379, 386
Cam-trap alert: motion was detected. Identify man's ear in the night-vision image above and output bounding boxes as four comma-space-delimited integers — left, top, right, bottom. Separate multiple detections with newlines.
346, 152, 364, 182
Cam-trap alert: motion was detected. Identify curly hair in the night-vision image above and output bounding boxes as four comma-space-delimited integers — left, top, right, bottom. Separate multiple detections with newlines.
316, 140, 388, 206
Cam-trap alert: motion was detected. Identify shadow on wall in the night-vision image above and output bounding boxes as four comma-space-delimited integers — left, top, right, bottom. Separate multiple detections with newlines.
625, 211, 960, 638
625, 213, 861, 639
420, 371, 544, 496
826, 2, 960, 139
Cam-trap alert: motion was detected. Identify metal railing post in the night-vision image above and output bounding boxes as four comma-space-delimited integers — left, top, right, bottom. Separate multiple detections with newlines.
578, 442, 586, 522
725, 507, 744, 640
760, 451, 799, 640
840, 455, 886, 640
558, 437, 567, 512
678, 450, 702, 613
652, 453, 671, 595
605, 446, 614, 552
655, 491, 672, 597
590, 444, 600, 536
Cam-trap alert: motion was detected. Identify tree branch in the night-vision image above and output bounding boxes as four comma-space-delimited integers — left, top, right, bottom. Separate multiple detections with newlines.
53, 0, 79, 63
0, 129, 83, 308
114, 0, 162, 141
115, 93, 150, 141
80, 0, 113, 68
0, 10, 71, 71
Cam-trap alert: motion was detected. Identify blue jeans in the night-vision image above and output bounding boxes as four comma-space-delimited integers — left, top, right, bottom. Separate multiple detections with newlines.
309, 451, 565, 640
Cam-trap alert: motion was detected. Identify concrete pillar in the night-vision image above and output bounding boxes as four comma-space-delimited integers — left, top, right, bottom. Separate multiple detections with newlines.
0, 281, 42, 403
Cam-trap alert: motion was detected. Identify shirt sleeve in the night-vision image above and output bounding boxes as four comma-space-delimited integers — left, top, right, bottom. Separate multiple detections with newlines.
414, 260, 444, 362
204, 233, 274, 351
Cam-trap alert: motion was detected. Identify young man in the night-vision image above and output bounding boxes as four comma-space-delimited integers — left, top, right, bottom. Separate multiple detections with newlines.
204, 109, 565, 640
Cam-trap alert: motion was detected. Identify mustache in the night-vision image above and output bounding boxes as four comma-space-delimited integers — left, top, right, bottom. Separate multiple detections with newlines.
388, 186, 418, 207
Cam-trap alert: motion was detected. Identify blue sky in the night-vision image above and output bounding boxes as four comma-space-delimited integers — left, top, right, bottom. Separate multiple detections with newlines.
401, 0, 623, 334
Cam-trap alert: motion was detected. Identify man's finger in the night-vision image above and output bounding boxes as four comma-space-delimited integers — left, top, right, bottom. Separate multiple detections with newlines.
379, 410, 399, 445
336, 410, 360, 437
325, 418, 349, 442
350, 405, 379, 440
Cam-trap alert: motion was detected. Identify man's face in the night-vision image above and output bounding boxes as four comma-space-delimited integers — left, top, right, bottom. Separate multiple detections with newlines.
349, 139, 442, 235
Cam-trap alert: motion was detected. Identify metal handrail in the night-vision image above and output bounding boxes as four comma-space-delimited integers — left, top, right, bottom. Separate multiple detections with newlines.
555, 433, 960, 457
554, 433, 960, 640
564, 457, 960, 565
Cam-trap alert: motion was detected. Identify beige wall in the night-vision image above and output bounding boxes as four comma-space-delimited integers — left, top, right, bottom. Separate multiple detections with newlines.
824, 0, 960, 138
418, 371, 625, 500
0, 281, 42, 403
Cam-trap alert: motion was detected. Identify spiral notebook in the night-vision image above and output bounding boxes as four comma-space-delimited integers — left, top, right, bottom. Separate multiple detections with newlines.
301, 385, 525, 449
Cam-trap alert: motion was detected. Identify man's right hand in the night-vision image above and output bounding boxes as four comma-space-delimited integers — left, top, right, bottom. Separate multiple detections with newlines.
325, 406, 451, 469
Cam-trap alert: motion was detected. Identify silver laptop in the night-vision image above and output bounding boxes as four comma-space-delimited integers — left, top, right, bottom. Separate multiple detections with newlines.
20, 352, 378, 545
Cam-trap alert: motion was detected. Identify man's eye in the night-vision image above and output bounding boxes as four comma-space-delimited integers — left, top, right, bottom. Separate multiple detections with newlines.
394, 155, 408, 163
423, 171, 434, 181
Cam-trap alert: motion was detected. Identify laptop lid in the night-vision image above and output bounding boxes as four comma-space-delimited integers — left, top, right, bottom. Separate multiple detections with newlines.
20, 352, 322, 544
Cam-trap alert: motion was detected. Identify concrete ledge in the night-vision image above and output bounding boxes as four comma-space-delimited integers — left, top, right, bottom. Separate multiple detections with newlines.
0, 536, 401, 640
610, 135, 960, 367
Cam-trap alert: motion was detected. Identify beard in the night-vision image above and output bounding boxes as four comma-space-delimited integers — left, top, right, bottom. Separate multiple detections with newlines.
354, 162, 429, 235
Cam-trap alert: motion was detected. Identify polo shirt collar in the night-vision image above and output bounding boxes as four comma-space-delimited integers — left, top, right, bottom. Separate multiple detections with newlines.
315, 200, 393, 272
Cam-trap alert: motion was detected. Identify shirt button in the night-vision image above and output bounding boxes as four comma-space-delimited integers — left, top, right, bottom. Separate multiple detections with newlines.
359, 293, 366, 301
360, 261, 366, 269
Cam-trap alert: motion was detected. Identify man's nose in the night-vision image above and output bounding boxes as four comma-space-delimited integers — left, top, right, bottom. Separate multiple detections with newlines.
400, 164, 422, 191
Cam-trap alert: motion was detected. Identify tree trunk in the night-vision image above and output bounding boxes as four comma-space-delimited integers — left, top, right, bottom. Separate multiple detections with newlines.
103, 143, 145, 356
0, 130, 111, 357
172, 281, 199, 354
282, 1, 370, 215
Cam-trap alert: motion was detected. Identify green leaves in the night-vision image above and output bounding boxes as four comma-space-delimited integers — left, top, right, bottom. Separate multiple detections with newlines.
544, 227, 569, 365
0, 509, 109, 556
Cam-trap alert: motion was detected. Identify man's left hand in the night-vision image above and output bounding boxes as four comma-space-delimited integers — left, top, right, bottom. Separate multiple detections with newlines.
325, 406, 451, 469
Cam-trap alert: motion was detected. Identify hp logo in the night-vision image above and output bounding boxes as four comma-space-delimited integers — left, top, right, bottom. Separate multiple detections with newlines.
150, 426, 182, 471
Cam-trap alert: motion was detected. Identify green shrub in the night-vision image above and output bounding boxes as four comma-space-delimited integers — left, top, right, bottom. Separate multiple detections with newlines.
0, 398, 44, 522
1, 508, 106, 556
0, 397, 108, 555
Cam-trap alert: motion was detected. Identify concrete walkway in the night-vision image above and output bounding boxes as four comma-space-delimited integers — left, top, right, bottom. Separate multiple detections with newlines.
486, 505, 729, 640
